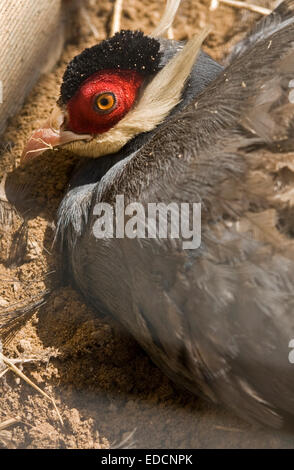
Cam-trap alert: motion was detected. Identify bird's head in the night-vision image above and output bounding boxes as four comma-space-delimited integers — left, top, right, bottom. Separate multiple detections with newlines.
22, 1, 207, 162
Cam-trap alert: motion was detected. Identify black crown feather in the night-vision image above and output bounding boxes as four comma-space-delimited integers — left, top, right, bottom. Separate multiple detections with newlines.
60, 30, 162, 104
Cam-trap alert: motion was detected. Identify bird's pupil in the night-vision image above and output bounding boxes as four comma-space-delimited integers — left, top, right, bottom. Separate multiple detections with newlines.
100, 98, 109, 106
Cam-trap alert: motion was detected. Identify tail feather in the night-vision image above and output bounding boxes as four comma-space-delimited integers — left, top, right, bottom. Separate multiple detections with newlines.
183, 2, 294, 153
229, 0, 294, 61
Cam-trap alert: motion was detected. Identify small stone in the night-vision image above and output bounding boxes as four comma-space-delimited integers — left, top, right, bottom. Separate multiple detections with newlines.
0, 297, 8, 307
31, 315, 39, 326
13, 282, 19, 292
18, 339, 32, 353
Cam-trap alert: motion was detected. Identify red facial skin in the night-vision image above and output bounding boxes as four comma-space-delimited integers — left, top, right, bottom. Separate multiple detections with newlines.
66, 69, 144, 135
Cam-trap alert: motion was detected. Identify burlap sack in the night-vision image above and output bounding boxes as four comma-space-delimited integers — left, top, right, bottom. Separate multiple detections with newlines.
0, 0, 69, 135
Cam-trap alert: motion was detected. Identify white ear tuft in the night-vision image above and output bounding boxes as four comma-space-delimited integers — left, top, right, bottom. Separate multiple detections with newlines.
121, 28, 210, 134
150, 0, 182, 37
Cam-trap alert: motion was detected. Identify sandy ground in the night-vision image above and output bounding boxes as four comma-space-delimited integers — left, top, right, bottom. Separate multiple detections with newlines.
1, 0, 294, 449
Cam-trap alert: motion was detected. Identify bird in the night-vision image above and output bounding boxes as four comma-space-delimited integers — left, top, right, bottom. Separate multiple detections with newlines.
21, 0, 294, 428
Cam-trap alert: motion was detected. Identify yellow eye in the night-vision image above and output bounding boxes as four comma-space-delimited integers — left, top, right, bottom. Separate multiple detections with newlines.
94, 92, 116, 113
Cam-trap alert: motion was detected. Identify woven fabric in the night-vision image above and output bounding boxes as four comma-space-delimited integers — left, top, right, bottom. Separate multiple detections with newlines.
0, 0, 65, 135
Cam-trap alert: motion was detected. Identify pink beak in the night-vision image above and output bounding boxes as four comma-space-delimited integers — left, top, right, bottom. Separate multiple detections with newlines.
21, 106, 91, 163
